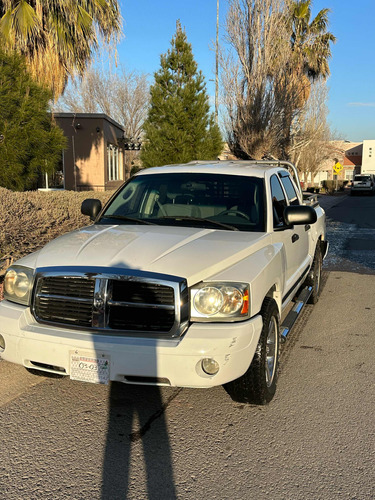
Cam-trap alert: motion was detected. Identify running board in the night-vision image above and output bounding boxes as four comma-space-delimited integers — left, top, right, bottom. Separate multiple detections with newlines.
280, 286, 313, 343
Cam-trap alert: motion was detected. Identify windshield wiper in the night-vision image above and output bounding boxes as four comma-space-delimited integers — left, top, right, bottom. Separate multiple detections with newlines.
157, 216, 239, 231
100, 215, 155, 225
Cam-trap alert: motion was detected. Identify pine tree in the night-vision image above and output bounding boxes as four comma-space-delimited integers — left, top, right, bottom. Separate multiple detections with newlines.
0, 50, 66, 191
141, 21, 222, 167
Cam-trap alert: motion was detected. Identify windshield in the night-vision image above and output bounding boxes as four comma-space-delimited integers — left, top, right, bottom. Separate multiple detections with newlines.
100, 172, 265, 232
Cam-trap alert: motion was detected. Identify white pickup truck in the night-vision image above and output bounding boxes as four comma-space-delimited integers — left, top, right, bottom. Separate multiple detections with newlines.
0, 161, 327, 404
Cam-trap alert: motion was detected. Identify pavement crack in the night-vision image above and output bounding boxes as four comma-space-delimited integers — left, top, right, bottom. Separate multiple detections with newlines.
129, 388, 183, 442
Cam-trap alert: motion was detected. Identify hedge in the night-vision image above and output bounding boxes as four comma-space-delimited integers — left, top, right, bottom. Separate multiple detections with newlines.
0, 188, 113, 299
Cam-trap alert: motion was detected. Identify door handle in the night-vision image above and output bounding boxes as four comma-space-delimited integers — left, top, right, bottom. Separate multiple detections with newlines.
305, 224, 311, 231
292, 233, 299, 243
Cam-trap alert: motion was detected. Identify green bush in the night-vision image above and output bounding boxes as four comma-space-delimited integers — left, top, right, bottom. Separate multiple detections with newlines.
0, 50, 66, 191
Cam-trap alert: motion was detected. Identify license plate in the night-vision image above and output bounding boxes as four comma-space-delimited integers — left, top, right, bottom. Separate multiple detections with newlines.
70, 351, 110, 385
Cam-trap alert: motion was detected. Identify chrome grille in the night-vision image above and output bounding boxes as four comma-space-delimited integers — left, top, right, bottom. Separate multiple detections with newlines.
32, 268, 188, 338
34, 276, 94, 327
108, 280, 175, 332
37, 276, 95, 299
111, 281, 174, 304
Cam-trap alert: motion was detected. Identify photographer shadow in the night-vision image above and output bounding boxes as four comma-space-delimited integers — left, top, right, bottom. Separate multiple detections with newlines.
101, 382, 178, 499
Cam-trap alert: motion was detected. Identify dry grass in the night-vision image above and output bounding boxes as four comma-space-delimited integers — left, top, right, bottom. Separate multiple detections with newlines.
0, 188, 113, 300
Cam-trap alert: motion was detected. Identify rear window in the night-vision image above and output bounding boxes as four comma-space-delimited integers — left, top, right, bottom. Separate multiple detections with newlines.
354, 175, 371, 182
279, 174, 299, 205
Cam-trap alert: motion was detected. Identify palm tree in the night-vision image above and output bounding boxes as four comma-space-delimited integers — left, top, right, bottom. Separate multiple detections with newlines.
288, 0, 336, 105
0, 0, 121, 97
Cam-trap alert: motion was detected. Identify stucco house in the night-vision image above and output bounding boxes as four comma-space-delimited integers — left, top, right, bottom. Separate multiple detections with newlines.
54, 113, 129, 191
313, 141, 363, 184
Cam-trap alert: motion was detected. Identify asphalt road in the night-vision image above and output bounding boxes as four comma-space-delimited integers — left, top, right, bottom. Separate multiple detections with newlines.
321, 191, 375, 274
1, 193, 374, 500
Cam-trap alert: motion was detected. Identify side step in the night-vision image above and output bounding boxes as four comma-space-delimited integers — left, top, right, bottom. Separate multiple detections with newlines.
280, 286, 313, 343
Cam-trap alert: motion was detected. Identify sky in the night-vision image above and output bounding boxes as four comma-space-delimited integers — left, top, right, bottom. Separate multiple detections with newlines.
113, 0, 375, 142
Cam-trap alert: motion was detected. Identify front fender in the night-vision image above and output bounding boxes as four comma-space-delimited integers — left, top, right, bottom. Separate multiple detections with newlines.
207, 243, 285, 316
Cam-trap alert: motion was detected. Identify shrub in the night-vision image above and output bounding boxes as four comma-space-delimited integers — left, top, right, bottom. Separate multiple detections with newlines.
321, 179, 346, 194
0, 188, 113, 299
0, 50, 66, 190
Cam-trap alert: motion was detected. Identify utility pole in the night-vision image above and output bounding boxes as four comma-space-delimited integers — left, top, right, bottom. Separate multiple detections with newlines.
215, 0, 219, 124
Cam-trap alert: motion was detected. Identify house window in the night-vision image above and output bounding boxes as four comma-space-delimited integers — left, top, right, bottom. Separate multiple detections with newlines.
107, 144, 121, 181
345, 170, 354, 180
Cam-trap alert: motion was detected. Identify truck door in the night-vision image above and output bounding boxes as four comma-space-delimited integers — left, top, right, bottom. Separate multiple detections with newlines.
270, 174, 310, 298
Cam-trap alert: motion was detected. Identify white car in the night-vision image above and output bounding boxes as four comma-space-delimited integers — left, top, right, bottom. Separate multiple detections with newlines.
351, 174, 375, 195
0, 161, 327, 404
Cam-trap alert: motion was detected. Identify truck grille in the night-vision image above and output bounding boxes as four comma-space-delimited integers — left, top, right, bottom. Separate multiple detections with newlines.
32, 269, 188, 338
108, 281, 175, 331
35, 277, 95, 328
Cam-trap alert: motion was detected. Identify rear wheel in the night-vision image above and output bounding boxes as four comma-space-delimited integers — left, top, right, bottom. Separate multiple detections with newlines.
225, 298, 280, 405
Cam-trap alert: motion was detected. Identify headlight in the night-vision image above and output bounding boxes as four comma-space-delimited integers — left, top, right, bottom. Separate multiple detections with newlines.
194, 286, 223, 315
191, 282, 250, 322
4, 265, 34, 306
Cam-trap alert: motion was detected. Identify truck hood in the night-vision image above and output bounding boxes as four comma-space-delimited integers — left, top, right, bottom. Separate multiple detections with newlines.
20, 224, 269, 285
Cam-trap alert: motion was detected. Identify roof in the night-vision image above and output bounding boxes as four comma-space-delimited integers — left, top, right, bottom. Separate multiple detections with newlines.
53, 112, 125, 132
343, 156, 362, 166
135, 160, 287, 178
328, 140, 363, 153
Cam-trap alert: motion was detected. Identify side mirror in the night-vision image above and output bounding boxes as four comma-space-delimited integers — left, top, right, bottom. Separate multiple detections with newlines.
283, 205, 317, 226
81, 199, 102, 221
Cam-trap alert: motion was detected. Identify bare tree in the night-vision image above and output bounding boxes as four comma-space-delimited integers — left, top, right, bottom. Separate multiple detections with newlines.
55, 63, 149, 140
289, 80, 332, 183
221, 0, 302, 160
221, 0, 334, 163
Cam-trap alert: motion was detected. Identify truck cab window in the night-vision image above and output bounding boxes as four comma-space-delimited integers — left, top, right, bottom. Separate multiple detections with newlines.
279, 174, 300, 206
270, 175, 287, 227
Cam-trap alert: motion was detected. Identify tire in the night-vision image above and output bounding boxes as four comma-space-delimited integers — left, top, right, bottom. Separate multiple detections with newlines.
224, 298, 280, 405
305, 245, 322, 304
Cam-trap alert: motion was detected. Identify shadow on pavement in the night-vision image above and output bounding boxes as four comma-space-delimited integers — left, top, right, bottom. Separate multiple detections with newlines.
101, 383, 178, 499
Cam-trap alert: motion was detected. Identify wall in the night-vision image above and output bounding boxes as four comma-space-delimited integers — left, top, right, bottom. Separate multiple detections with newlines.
361, 140, 375, 174
54, 114, 126, 191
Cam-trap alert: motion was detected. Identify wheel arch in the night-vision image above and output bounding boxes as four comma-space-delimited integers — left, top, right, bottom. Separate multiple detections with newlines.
264, 284, 282, 316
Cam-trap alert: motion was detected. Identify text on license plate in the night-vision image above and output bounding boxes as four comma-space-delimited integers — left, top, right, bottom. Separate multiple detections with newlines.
70, 352, 110, 385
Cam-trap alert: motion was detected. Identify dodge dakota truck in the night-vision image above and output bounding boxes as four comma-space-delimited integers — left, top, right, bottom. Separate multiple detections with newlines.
0, 160, 327, 404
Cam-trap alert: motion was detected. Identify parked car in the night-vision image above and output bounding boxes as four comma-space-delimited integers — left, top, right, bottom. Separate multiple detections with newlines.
351, 174, 375, 196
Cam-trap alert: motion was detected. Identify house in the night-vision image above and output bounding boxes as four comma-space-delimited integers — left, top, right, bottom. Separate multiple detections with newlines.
361, 140, 375, 174
313, 141, 362, 184
54, 113, 130, 191
342, 142, 362, 179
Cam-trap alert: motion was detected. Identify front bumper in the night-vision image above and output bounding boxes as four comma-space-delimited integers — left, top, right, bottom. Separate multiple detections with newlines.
0, 300, 263, 388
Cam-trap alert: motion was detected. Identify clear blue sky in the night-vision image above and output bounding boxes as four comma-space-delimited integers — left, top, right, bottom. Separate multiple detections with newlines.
115, 0, 375, 142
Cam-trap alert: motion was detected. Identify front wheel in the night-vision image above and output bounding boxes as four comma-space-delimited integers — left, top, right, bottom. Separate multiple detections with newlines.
224, 298, 280, 405
305, 245, 322, 304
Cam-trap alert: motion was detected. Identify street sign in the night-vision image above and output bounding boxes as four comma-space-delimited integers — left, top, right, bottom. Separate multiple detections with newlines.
333, 162, 343, 174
